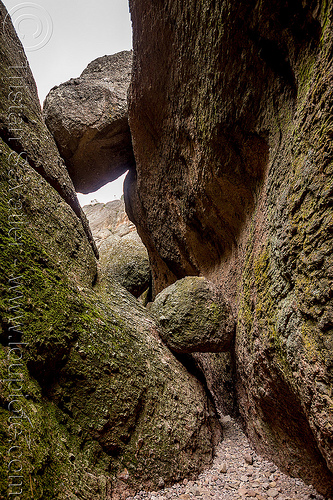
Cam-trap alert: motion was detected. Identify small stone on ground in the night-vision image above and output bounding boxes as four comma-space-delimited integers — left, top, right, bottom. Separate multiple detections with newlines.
126, 418, 325, 500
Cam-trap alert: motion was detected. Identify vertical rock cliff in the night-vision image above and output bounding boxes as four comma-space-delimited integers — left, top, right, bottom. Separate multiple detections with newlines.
127, 0, 333, 495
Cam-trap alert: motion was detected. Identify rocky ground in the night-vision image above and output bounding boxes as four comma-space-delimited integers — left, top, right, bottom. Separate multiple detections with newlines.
128, 417, 325, 500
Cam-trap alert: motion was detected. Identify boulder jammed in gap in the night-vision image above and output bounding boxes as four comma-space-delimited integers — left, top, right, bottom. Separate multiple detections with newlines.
43, 51, 135, 194
98, 231, 151, 298
150, 277, 235, 353
127, 0, 333, 495
0, 4, 222, 498
84, 200, 151, 298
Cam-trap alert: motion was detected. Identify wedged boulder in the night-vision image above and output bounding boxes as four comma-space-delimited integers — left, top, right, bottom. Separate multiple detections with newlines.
98, 231, 151, 298
83, 200, 151, 297
43, 51, 135, 193
127, 0, 333, 495
0, 120, 220, 500
150, 277, 235, 353
0, 152, 221, 494
0, 6, 222, 499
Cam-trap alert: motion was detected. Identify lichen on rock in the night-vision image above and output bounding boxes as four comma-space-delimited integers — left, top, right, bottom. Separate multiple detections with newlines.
150, 277, 235, 353
0, 3, 97, 257
0, 137, 221, 499
0, 4, 222, 498
127, 0, 333, 495
83, 200, 151, 298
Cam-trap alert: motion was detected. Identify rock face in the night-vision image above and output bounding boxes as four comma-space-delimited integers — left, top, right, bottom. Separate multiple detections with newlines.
0, 4, 222, 499
83, 200, 151, 297
192, 352, 237, 418
0, 6, 97, 257
150, 277, 235, 353
127, 0, 333, 495
43, 51, 135, 193
83, 199, 136, 246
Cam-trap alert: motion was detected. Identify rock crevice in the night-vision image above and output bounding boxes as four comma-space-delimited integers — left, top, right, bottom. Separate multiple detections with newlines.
126, 0, 333, 496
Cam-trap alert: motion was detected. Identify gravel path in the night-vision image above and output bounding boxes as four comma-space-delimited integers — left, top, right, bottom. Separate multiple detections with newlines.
128, 417, 325, 500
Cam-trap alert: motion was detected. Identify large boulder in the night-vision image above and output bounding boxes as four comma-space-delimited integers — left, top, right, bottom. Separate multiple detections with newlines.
0, 5, 222, 499
150, 277, 235, 353
83, 200, 151, 297
98, 231, 151, 298
43, 51, 135, 193
127, 0, 333, 495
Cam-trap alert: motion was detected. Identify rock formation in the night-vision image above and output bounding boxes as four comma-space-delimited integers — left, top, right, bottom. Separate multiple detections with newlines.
83, 199, 135, 247
43, 51, 135, 193
0, 4, 222, 499
191, 352, 237, 418
2, 0, 333, 497
0, 7, 97, 258
84, 200, 151, 297
150, 277, 235, 353
126, 0, 333, 496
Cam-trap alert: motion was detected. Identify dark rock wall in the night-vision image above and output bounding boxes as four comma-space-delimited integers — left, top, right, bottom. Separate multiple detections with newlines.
127, 0, 333, 495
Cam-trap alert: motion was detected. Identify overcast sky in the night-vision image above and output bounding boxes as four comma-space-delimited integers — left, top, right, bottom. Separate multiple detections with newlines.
2, 0, 132, 204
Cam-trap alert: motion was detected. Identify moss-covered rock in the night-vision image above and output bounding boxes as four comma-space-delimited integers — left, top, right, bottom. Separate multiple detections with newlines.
83, 200, 151, 298
127, 0, 333, 495
150, 277, 235, 353
0, 2, 97, 257
0, 135, 221, 499
98, 231, 151, 298
0, 4, 222, 498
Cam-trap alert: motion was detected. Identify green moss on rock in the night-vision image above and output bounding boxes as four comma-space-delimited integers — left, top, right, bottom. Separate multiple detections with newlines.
0, 138, 222, 498
150, 276, 235, 353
